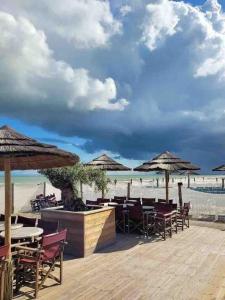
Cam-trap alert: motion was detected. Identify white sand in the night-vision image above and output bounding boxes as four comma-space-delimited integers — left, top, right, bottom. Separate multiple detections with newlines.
83, 175, 225, 219
1, 175, 225, 219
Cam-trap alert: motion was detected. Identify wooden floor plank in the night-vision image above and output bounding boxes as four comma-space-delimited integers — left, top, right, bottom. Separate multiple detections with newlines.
15, 225, 225, 300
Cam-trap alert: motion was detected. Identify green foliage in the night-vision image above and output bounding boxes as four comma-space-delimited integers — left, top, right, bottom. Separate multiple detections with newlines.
39, 163, 110, 198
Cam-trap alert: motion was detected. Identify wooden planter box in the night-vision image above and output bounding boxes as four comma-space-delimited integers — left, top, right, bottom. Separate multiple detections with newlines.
41, 206, 116, 257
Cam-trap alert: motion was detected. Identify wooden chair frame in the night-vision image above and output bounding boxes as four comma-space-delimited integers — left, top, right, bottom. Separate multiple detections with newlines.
15, 230, 67, 299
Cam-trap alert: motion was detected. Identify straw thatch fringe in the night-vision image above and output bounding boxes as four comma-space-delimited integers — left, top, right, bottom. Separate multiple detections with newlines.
85, 154, 131, 171
0, 125, 79, 170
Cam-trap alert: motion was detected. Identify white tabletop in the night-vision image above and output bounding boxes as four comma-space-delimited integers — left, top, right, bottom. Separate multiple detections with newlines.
0, 222, 23, 231
142, 206, 155, 210
0, 226, 43, 239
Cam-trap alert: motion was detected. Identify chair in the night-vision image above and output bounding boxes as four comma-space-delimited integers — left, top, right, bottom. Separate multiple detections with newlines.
154, 211, 173, 240
0, 245, 9, 300
158, 199, 173, 203
37, 219, 58, 235
142, 198, 155, 206
97, 198, 110, 205
127, 205, 144, 234
115, 205, 126, 233
113, 196, 126, 204
16, 216, 37, 227
15, 229, 67, 299
126, 198, 141, 205
177, 202, 190, 230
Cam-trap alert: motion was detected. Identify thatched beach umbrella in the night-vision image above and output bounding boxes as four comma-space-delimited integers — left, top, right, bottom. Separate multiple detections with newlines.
0, 125, 79, 299
181, 170, 200, 188
212, 165, 225, 189
134, 151, 200, 202
85, 154, 131, 197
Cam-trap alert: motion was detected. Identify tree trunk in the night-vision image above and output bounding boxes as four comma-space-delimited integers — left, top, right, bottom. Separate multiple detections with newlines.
61, 186, 85, 211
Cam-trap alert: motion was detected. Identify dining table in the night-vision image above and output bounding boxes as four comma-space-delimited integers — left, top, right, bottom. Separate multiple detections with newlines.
0, 221, 23, 232
0, 226, 43, 241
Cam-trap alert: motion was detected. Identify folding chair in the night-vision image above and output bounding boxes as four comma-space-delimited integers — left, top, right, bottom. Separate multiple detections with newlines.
15, 229, 67, 298
0, 245, 9, 300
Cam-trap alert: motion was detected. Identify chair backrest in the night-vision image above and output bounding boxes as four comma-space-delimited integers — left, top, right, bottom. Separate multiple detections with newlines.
0, 245, 9, 260
17, 215, 37, 227
154, 202, 177, 213
158, 199, 167, 203
114, 198, 125, 204
126, 199, 141, 205
114, 196, 126, 201
128, 205, 143, 221
97, 198, 110, 204
142, 198, 155, 205
38, 219, 58, 235
86, 200, 98, 205
41, 229, 67, 261
115, 205, 125, 220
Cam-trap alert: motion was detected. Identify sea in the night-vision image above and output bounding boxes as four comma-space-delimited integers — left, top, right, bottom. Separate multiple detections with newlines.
0, 173, 219, 184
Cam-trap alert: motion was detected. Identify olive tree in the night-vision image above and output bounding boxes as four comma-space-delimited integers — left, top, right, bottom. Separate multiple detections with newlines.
39, 164, 110, 211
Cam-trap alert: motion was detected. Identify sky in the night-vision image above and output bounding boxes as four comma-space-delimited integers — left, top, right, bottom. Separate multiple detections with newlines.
0, 0, 225, 173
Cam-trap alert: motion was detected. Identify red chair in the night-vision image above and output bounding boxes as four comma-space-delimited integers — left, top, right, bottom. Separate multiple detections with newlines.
37, 219, 59, 235
142, 198, 155, 206
113, 196, 126, 204
16, 215, 37, 227
0, 245, 9, 300
15, 229, 67, 298
126, 197, 141, 205
97, 198, 110, 204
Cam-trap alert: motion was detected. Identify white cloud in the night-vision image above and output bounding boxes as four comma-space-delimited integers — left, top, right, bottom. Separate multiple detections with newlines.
0, 11, 128, 112
4, 0, 121, 49
1, 0, 225, 169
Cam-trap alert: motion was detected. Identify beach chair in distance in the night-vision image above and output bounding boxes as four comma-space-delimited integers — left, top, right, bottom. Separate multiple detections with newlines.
0, 244, 9, 300
15, 229, 67, 299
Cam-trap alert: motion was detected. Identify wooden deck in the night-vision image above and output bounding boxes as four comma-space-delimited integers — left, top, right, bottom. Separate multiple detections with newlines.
15, 224, 225, 300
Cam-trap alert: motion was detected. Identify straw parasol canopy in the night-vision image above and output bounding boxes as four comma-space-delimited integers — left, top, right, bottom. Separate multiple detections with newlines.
212, 165, 225, 172
0, 125, 79, 299
134, 151, 200, 201
85, 154, 131, 171
0, 125, 78, 170
85, 154, 131, 198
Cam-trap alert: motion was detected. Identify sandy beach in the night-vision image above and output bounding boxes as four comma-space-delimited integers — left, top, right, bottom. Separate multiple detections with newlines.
2, 174, 225, 220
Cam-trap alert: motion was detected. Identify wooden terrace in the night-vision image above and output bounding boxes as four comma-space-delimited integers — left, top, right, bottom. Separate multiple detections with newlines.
16, 222, 225, 300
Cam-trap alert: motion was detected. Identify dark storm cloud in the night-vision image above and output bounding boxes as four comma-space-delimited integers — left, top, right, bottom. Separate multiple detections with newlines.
0, 0, 225, 171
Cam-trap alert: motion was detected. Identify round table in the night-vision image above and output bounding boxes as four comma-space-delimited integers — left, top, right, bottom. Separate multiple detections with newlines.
0, 221, 23, 231
0, 227, 43, 240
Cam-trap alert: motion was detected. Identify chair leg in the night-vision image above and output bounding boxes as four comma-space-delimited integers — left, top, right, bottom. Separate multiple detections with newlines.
34, 262, 39, 299
60, 252, 63, 284
0, 268, 4, 300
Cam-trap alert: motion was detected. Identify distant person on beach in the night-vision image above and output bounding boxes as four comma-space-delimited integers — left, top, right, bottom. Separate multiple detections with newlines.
130, 179, 132, 185
140, 178, 142, 184
114, 179, 117, 185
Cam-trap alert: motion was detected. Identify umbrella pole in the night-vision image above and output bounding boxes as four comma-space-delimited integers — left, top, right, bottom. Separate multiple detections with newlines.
4, 158, 13, 300
4, 158, 12, 256
165, 170, 169, 203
